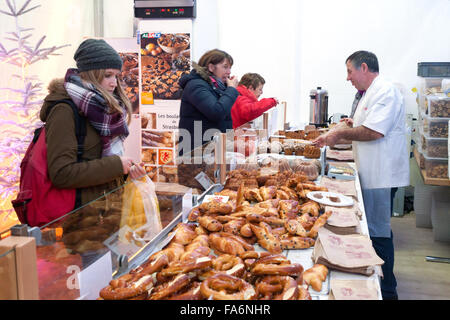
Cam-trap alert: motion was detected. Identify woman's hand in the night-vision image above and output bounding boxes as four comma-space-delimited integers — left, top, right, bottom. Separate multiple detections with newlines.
129, 162, 147, 180
120, 156, 135, 174
226, 76, 239, 88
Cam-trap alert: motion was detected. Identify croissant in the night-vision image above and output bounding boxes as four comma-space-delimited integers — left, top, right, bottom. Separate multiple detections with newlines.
303, 264, 328, 291
198, 216, 223, 232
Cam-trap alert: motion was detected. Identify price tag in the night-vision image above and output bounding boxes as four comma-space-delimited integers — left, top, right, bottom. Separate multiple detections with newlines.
195, 171, 214, 190
202, 195, 229, 203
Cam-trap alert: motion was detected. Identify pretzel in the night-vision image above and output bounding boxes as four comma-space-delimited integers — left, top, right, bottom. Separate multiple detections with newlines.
250, 222, 282, 254
131, 253, 169, 275
150, 242, 185, 263
303, 264, 328, 292
99, 273, 154, 300
280, 234, 315, 250
166, 281, 203, 300
159, 256, 213, 277
200, 274, 256, 300
307, 211, 332, 238
180, 245, 211, 262
251, 254, 303, 276
198, 216, 223, 232
256, 276, 299, 300
200, 254, 246, 279
149, 273, 193, 300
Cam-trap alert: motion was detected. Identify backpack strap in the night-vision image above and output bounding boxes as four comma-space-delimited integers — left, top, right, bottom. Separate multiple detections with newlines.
46, 99, 87, 208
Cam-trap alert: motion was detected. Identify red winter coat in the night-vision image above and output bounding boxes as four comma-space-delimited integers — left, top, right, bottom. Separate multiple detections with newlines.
231, 85, 277, 129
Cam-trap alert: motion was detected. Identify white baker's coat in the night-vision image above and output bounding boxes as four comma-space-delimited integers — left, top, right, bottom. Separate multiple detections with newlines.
352, 76, 410, 189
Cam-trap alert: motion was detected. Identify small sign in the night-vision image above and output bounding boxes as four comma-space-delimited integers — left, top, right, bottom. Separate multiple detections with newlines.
78, 252, 112, 300
195, 171, 214, 190
202, 195, 229, 203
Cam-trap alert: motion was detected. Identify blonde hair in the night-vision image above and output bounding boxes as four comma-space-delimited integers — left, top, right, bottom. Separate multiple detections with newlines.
79, 69, 132, 124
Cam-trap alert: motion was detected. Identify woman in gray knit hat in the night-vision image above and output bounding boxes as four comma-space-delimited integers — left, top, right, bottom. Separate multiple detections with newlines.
34, 38, 146, 228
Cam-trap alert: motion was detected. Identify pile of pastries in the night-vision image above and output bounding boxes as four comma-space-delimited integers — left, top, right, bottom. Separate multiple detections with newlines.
98, 169, 332, 300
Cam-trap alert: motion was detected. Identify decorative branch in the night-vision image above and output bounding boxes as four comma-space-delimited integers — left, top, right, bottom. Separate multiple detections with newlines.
0, 0, 70, 221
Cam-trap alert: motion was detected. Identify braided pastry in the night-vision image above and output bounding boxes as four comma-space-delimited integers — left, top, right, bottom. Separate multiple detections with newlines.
279, 234, 315, 249
159, 256, 213, 277
250, 222, 282, 254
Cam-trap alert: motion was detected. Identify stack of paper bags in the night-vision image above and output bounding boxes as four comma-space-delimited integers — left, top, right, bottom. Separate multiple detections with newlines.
320, 176, 357, 199
312, 228, 384, 276
324, 205, 361, 235
329, 279, 380, 300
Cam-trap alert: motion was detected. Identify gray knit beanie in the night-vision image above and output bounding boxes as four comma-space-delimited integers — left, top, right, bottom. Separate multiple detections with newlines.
74, 39, 123, 72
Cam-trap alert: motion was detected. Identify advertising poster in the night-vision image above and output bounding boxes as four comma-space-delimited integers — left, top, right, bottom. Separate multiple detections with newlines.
105, 38, 141, 163
139, 19, 193, 183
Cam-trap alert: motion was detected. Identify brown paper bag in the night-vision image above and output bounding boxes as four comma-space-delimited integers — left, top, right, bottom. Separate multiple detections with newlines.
319, 176, 357, 198
312, 228, 384, 276
324, 206, 361, 235
329, 279, 379, 300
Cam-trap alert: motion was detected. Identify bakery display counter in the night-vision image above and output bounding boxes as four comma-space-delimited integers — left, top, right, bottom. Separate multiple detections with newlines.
93, 136, 382, 300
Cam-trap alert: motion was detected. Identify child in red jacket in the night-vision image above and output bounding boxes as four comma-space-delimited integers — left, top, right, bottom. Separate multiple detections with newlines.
231, 73, 278, 129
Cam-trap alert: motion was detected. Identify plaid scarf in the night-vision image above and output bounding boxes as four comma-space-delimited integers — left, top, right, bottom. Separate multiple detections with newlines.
64, 68, 129, 157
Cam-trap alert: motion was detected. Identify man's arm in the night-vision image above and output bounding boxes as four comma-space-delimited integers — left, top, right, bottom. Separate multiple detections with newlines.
314, 125, 383, 147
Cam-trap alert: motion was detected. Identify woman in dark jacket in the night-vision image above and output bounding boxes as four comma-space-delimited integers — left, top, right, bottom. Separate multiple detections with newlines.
178, 49, 239, 156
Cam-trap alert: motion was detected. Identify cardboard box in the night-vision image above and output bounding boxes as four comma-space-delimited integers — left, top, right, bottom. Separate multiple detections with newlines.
0, 236, 39, 299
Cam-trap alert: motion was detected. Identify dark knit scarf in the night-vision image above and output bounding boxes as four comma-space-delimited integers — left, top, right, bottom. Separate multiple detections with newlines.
63, 68, 129, 156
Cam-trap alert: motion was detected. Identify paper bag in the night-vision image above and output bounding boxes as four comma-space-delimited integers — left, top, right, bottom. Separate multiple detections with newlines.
329, 279, 379, 300
324, 206, 361, 235
320, 176, 357, 198
120, 175, 162, 243
312, 228, 384, 276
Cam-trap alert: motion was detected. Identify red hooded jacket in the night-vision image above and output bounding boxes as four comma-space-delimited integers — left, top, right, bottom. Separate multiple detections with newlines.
231, 85, 277, 129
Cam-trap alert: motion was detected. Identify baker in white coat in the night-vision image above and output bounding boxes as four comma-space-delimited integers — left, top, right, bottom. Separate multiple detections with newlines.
314, 51, 409, 300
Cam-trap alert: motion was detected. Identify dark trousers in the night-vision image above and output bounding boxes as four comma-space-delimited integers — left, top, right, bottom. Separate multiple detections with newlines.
370, 187, 398, 300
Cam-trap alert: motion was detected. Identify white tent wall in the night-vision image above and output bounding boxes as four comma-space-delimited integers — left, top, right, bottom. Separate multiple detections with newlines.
216, 0, 450, 126
1, 0, 449, 124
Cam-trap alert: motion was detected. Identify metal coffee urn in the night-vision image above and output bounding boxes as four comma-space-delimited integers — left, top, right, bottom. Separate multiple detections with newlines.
309, 87, 328, 127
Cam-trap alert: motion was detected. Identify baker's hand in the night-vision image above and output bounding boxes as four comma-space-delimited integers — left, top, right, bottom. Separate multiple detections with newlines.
340, 117, 354, 127
226, 76, 239, 88
313, 130, 340, 148
129, 162, 147, 180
